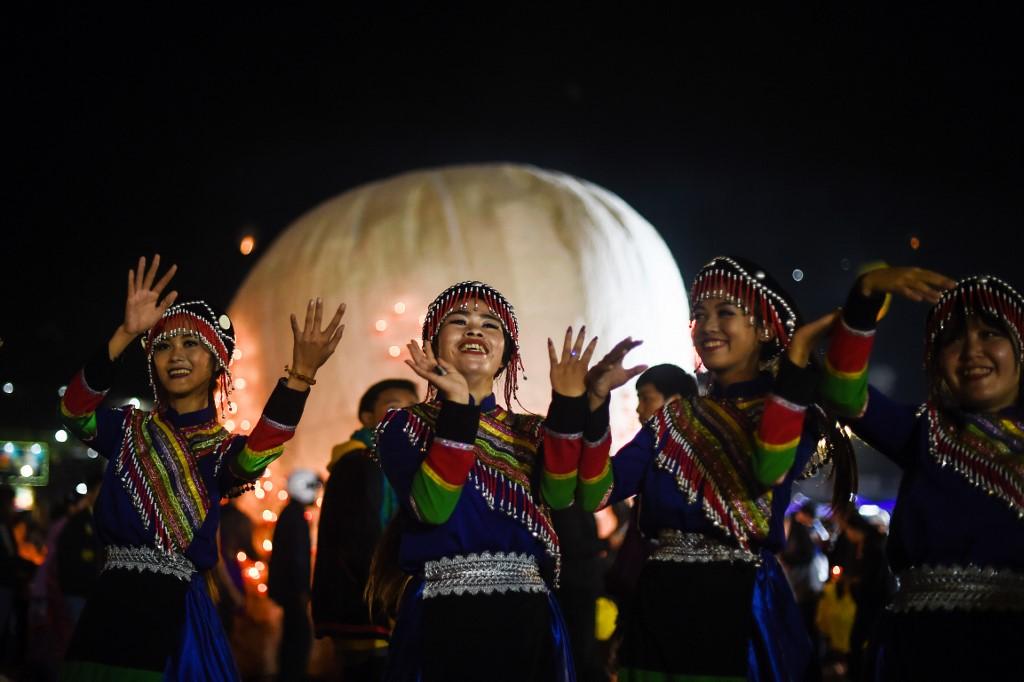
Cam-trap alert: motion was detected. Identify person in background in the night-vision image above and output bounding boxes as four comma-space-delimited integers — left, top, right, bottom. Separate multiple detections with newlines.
216, 497, 259, 640
269, 468, 323, 681
634, 364, 697, 425
312, 379, 419, 681
780, 500, 827, 660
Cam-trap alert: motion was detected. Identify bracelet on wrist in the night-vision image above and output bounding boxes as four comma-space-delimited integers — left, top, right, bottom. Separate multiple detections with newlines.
284, 365, 316, 386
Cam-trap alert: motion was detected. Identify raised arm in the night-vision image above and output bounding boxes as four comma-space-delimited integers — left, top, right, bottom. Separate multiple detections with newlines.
539, 327, 596, 510
60, 255, 178, 453
226, 299, 345, 483
820, 267, 955, 462
752, 311, 837, 486
579, 337, 647, 511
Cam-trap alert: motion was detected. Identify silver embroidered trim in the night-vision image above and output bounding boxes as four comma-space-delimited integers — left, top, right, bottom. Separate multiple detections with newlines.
891, 564, 1024, 613
584, 426, 611, 449
434, 436, 477, 451
544, 428, 583, 441
649, 529, 762, 565
103, 544, 196, 582
422, 551, 548, 599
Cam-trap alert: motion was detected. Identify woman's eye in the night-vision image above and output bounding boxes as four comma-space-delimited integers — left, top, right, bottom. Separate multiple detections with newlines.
184, 338, 199, 347
154, 342, 169, 352
484, 322, 500, 330
719, 309, 734, 317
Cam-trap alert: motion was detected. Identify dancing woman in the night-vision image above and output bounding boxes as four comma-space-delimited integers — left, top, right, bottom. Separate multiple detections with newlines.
584, 256, 855, 680
371, 281, 612, 682
59, 255, 345, 680
819, 267, 1023, 679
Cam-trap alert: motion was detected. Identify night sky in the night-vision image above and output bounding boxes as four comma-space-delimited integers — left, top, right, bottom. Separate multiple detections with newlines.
4, 5, 1021, 494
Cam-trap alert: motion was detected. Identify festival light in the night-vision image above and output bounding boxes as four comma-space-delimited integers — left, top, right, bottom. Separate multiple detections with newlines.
375, 319, 388, 332
2, 383, 13, 395
235, 378, 247, 390
55, 429, 68, 443
394, 302, 406, 314
257, 583, 267, 593
277, 490, 288, 501
388, 345, 401, 358
236, 551, 247, 562
263, 539, 273, 552
19, 465, 33, 477
75, 483, 88, 494
240, 235, 255, 256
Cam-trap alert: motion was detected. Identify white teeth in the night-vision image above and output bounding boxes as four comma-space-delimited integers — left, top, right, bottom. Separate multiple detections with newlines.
460, 343, 486, 353
962, 368, 992, 378
169, 368, 191, 377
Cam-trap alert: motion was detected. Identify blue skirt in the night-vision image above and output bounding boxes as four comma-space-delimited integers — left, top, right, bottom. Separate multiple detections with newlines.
62, 569, 238, 681
385, 578, 575, 682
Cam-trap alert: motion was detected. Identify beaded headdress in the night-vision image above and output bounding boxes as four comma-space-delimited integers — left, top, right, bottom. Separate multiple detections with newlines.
422, 281, 523, 407
689, 256, 800, 358
143, 300, 236, 414
925, 275, 1024, 373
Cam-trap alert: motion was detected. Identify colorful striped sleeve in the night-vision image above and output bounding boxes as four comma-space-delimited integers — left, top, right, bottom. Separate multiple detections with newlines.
539, 393, 587, 510
59, 346, 120, 449
230, 380, 309, 479
578, 398, 613, 512
409, 401, 480, 525
820, 288, 886, 418
753, 358, 815, 486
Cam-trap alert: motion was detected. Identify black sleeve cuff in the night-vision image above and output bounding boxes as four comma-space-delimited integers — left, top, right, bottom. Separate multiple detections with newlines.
82, 344, 119, 392
263, 379, 311, 427
545, 392, 587, 435
584, 397, 611, 443
844, 282, 886, 332
774, 356, 817, 407
434, 400, 481, 444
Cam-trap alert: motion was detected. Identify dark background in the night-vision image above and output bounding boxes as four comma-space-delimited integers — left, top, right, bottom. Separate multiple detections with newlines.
3, 6, 1021, 492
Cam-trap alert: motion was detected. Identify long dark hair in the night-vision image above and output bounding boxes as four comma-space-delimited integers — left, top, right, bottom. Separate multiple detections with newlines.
364, 510, 411, 621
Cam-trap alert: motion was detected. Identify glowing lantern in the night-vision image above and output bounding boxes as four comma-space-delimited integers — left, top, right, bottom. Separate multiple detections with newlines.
227, 164, 692, 478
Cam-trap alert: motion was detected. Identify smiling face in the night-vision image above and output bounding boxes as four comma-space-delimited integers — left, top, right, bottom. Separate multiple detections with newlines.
691, 297, 767, 385
434, 298, 507, 383
938, 314, 1021, 412
151, 332, 217, 409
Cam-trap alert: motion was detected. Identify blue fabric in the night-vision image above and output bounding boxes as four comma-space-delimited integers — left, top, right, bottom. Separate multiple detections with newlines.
384, 581, 575, 682
747, 551, 812, 681
849, 388, 1024, 573
376, 394, 554, 576
165, 574, 239, 681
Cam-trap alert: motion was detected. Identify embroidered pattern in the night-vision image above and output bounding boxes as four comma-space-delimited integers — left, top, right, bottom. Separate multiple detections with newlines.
392, 403, 560, 568
116, 408, 232, 552
649, 529, 761, 565
103, 544, 197, 582
421, 551, 548, 599
892, 564, 1024, 612
652, 396, 773, 551
927, 404, 1024, 519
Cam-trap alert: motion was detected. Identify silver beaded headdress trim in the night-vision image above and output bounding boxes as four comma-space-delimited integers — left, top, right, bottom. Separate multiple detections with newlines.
689, 256, 798, 353
143, 300, 235, 413
422, 281, 524, 406
925, 275, 1024, 371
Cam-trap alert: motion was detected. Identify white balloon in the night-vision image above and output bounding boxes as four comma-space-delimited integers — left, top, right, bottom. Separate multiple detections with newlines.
228, 164, 693, 478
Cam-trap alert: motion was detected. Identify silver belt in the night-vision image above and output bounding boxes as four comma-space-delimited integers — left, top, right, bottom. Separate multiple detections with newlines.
103, 545, 197, 582
649, 530, 761, 565
422, 551, 548, 599
891, 564, 1024, 613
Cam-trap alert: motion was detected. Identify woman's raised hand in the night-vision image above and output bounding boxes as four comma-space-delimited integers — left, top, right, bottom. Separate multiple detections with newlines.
288, 299, 346, 386
123, 254, 178, 336
405, 340, 470, 405
787, 309, 841, 368
859, 267, 955, 304
585, 337, 647, 411
548, 326, 599, 398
